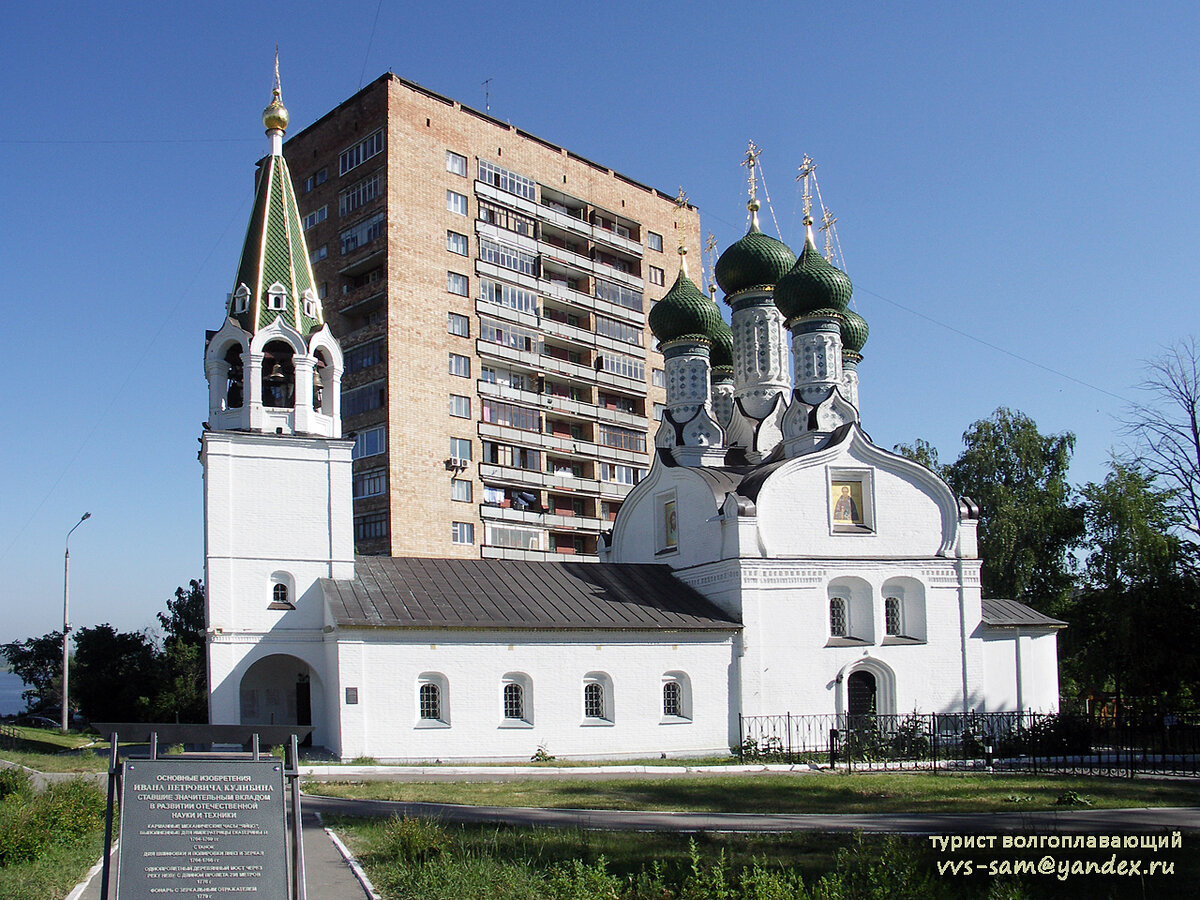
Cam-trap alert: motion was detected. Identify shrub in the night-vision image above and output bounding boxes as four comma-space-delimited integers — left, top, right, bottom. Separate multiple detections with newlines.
0, 767, 32, 802
372, 816, 451, 866
0, 777, 104, 867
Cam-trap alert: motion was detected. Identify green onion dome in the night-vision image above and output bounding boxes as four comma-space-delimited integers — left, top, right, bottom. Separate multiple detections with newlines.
714, 200, 797, 299
709, 316, 734, 370
775, 224, 853, 322
649, 251, 723, 345
840, 308, 869, 354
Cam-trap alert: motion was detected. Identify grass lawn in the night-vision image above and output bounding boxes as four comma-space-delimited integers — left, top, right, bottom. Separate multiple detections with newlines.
0, 728, 108, 773
304, 770, 1200, 814
0, 832, 103, 900
327, 815, 1200, 900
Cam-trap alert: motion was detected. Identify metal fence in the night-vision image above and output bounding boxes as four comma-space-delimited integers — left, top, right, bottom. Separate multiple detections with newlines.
737, 711, 1200, 777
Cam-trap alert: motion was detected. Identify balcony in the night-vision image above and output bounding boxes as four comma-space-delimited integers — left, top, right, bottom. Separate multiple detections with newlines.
480, 504, 604, 534
481, 546, 599, 563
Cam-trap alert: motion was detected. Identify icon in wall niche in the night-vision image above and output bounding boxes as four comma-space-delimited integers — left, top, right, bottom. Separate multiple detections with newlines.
831, 481, 864, 526
663, 498, 678, 549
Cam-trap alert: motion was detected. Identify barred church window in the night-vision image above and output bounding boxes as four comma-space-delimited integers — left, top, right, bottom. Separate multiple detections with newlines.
663, 681, 681, 717
885, 596, 902, 636
584, 682, 604, 719
419, 683, 441, 721
503, 683, 524, 720
272, 583, 289, 606
830, 597, 847, 637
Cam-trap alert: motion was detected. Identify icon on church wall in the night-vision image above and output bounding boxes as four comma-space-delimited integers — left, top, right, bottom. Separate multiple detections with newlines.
663, 499, 678, 549
831, 481, 864, 526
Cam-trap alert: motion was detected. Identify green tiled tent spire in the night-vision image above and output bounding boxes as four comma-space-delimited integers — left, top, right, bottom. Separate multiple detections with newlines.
227, 65, 324, 337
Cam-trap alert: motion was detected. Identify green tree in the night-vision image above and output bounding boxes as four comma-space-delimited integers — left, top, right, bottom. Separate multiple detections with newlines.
0, 632, 66, 714
72, 624, 160, 722
892, 438, 943, 475
152, 579, 207, 722
942, 408, 1085, 614
1062, 462, 1200, 709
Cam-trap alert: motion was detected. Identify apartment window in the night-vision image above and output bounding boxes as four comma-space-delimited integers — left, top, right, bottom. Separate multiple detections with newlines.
596, 350, 645, 382
447, 230, 469, 256
339, 130, 384, 175
342, 380, 385, 417
451, 521, 474, 545
303, 206, 327, 230
652, 368, 665, 388
303, 168, 327, 193
594, 314, 643, 346
339, 173, 380, 217
830, 597, 848, 637
600, 463, 639, 486
647, 231, 663, 252
449, 353, 471, 378
449, 394, 471, 418
478, 159, 537, 201
482, 399, 540, 432
352, 425, 386, 459
482, 367, 532, 391
653, 403, 665, 421
480, 278, 538, 315
447, 272, 469, 296
340, 212, 385, 254
352, 468, 386, 499
450, 437, 472, 462
446, 189, 469, 216
599, 425, 645, 453
482, 441, 539, 471
478, 199, 536, 239
485, 523, 542, 549
451, 479, 473, 502
309, 245, 328, 263
648, 265, 665, 286
446, 150, 467, 176
479, 237, 538, 277
885, 596, 902, 636
595, 278, 642, 311
344, 338, 384, 374
354, 511, 388, 541
448, 312, 470, 337
479, 317, 537, 352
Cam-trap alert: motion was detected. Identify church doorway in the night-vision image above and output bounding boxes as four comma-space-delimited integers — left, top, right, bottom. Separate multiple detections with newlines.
239, 655, 322, 744
847, 670, 877, 717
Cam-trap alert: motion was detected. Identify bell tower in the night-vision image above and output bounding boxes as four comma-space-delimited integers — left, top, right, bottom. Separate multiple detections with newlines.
200, 60, 353, 751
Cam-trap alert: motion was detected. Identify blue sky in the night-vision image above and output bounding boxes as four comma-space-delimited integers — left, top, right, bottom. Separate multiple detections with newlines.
2, 1, 1197, 645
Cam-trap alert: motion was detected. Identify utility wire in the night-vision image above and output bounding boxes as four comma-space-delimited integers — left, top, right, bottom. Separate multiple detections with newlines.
359, 0, 386, 89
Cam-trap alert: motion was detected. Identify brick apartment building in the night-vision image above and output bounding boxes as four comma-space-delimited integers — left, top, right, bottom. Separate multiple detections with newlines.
283, 73, 702, 560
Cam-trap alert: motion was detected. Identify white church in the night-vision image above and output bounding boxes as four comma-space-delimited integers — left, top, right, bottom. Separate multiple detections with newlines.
202, 84, 1064, 761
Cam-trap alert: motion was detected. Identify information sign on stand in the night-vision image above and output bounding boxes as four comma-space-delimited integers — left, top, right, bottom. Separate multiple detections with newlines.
113, 756, 291, 898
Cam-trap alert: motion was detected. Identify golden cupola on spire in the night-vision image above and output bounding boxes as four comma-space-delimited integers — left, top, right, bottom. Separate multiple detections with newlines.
262, 48, 289, 133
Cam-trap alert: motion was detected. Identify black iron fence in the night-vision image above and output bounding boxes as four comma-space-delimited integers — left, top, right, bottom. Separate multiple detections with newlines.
737, 711, 1200, 777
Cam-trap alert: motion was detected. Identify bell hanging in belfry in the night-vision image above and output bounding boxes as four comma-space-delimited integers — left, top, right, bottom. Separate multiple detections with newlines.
268, 362, 285, 384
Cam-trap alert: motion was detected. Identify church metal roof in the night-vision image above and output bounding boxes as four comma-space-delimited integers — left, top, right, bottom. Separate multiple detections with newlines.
320, 556, 742, 631
980, 598, 1067, 629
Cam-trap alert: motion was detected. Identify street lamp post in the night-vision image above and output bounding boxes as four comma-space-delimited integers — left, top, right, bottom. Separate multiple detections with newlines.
62, 512, 91, 734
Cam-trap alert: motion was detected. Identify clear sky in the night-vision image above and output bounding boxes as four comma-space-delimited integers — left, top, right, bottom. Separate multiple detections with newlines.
2, 1, 1197, 645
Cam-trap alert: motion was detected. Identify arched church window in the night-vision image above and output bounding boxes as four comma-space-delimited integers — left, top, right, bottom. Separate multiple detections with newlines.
885, 596, 901, 636
663, 681, 681, 717
583, 682, 604, 719
262, 341, 295, 408
829, 597, 847, 637
503, 682, 524, 720
419, 683, 441, 721
273, 583, 289, 606
224, 345, 244, 409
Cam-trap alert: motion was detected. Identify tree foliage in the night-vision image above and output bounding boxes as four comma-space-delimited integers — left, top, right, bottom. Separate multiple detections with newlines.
2, 580, 208, 723
0, 632, 66, 713
941, 408, 1085, 614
